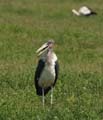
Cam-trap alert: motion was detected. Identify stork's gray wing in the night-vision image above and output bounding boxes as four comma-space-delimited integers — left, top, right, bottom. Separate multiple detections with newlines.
35, 59, 45, 95
35, 59, 45, 81
53, 60, 59, 86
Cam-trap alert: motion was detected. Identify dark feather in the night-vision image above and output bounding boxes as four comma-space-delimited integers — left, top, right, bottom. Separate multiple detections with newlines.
53, 61, 59, 86
34, 59, 45, 95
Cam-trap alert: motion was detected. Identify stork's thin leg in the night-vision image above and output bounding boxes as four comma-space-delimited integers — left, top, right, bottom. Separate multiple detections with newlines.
51, 87, 53, 105
42, 88, 45, 108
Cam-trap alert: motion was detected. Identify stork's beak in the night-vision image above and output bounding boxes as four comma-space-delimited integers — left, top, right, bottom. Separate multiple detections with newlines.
36, 40, 54, 56
36, 42, 48, 56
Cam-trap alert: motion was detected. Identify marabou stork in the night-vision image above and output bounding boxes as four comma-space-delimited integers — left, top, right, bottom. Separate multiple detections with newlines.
34, 40, 59, 107
72, 6, 97, 16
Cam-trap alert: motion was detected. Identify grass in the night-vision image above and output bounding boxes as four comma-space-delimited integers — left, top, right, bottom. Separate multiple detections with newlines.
0, 0, 103, 119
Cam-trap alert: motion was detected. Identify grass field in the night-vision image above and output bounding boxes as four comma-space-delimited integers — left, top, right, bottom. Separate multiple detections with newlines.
0, 0, 103, 119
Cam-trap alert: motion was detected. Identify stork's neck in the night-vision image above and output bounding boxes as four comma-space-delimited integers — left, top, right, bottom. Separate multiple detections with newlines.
40, 49, 57, 65
46, 49, 53, 65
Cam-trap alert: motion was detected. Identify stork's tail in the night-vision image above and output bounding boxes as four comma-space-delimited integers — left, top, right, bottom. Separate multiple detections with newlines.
85, 11, 97, 16
91, 11, 97, 15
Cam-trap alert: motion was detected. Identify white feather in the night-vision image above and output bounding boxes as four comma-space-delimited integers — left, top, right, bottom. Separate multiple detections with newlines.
79, 6, 91, 15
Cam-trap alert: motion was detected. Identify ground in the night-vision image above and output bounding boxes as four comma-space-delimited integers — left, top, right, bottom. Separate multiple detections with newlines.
0, 0, 103, 119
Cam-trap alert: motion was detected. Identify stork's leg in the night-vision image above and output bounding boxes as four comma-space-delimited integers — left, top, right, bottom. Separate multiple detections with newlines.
51, 87, 53, 105
42, 88, 45, 108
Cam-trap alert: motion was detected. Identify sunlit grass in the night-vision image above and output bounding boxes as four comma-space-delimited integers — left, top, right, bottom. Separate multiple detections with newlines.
0, 0, 103, 119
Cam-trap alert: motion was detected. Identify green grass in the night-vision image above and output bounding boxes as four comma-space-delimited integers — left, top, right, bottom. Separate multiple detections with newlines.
0, 0, 103, 119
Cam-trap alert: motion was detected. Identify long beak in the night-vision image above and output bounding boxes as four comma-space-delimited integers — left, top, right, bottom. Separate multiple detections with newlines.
36, 43, 48, 56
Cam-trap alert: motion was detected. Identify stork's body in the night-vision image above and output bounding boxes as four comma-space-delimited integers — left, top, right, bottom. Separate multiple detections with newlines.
72, 6, 97, 16
35, 40, 59, 106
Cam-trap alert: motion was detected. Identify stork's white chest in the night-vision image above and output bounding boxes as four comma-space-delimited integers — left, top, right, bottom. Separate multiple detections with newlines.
38, 63, 55, 88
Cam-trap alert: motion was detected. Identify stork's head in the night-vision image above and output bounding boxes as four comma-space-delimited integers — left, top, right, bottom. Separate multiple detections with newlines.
36, 40, 54, 56
36, 40, 56, 65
